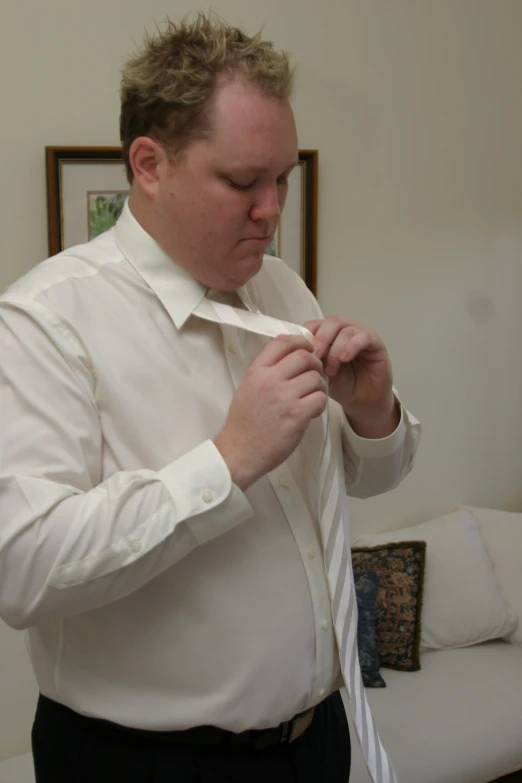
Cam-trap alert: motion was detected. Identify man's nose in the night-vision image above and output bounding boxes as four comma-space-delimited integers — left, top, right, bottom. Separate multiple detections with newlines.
250, 185, 282, 223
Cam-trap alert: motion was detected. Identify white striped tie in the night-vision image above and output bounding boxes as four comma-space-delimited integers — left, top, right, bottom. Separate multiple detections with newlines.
193, 298, 397, 783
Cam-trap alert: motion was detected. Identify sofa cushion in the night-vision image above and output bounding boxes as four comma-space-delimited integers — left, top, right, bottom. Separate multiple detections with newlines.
347, 642, 522, 783
465, 506, 522, 645
352, 541, 426, 671
354, 571, 386, 688
356, 508, 517, 651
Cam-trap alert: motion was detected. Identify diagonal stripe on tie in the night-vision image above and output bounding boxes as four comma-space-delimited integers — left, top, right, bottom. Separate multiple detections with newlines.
193, 296, 398, 783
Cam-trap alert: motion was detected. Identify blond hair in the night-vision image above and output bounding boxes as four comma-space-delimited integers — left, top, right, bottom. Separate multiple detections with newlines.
119, 12, 294, 182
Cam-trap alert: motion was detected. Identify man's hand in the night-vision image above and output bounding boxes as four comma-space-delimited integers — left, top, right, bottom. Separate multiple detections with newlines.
214, 336, 327, 491
304, 316, 399, 439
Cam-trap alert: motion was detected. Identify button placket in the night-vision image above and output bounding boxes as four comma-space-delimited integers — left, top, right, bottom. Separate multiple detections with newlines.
221, 325, 245, 391
267, 464, 334, 709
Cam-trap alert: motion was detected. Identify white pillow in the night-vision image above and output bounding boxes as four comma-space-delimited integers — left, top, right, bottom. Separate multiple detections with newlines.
355, 507, 517, 651
463, 506, 522, 645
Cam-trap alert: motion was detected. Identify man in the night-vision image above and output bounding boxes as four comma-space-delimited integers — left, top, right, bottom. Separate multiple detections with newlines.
0, 13, 420, 783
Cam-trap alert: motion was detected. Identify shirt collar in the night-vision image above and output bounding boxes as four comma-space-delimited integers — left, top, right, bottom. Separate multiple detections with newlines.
113, 200, 210, 329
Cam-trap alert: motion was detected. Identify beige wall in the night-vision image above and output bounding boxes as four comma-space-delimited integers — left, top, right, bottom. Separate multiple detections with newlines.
1, 0, 522, 760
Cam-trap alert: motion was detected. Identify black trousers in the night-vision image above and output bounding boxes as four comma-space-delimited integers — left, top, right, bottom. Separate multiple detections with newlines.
32, 691, 351, 782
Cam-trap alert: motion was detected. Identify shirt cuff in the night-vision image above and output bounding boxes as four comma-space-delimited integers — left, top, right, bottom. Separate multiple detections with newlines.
158, 439, 253, 545
341, 397, 408, 459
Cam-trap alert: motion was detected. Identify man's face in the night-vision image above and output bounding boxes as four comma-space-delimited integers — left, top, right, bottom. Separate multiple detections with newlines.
157, 79, 299, 291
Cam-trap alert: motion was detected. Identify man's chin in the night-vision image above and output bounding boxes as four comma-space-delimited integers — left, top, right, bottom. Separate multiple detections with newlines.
223, 252, 265, 290
243, 251, 265, 276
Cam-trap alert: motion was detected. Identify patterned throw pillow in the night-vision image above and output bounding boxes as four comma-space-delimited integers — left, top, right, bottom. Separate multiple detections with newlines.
353, 571, 386, 688
352, 541, 426, 672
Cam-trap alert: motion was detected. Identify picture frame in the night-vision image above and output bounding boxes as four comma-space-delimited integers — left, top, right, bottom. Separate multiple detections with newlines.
45, 146, 318, 294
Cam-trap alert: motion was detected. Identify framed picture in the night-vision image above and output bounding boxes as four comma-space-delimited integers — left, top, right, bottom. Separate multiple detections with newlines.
46, 146, 318, 294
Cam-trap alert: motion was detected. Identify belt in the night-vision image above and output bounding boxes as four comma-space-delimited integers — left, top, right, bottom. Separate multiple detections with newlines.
110, 706, 316, 751
38, 695, 316, 752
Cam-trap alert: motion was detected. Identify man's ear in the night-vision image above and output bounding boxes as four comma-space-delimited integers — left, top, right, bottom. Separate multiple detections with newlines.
128, 136, 167, 198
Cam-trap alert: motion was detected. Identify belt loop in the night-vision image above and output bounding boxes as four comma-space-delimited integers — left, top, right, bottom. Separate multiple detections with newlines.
280, 721, 291, 743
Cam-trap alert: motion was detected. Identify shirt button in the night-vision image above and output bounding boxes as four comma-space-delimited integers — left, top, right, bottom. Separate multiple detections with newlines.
130, 540, 142, 553
321, 619, 330, 631
307, 548, 316, 559
201, 489, 214, 503
228, 342, 237, 355
319, 688, 326, 698
278, 477, 290, 489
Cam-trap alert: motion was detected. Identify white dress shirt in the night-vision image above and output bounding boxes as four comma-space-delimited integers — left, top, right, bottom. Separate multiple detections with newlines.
0, 202, 420, 732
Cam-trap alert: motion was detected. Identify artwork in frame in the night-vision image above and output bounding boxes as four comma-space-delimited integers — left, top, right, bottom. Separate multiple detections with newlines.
46, 146, 318, 294
88, 191, 128, 240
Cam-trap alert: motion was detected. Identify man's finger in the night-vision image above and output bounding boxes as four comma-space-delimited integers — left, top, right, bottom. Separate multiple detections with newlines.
302, 319, 323, 336
320, 327, 360, 375
279, 350, 324, 381
255, 335, 313, 367
337, 331, 374, 365
308, 321, 344, 360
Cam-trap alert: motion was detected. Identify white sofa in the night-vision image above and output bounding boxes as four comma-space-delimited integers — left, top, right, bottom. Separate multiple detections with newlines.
349, 506, 522, 783
0, 753, 34, 782
349, 642, 522, 783
2, 507, 521, 783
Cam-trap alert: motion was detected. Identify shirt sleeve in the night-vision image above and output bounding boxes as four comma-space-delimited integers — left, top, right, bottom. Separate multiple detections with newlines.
0, 300, 252, 630
294, 279, 421, 499
341, 393, 421, 498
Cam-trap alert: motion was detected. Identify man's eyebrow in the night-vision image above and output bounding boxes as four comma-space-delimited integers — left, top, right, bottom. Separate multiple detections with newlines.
223, 160, 299, 175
